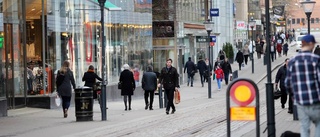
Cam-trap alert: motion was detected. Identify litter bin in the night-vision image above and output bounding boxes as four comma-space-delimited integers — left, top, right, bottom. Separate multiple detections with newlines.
75, 87, 93, 121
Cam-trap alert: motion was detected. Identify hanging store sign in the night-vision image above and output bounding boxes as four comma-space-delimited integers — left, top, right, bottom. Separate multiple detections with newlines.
210, 8, 219, 17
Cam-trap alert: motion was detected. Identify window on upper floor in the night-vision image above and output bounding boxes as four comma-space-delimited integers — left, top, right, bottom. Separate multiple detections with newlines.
301, 18, 305, 25
287, 19, 291, 25
316, 18, 319, 24
311, 18, 315, 23
292, 19, 295, 24
297, 18, 300, 24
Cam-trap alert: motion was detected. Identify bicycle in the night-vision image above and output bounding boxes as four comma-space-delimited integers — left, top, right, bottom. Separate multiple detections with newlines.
93, 81, 108, 111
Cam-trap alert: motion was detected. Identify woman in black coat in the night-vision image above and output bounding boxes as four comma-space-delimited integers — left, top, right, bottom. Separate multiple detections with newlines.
235, 49, 244, 70
82, 65, 103, 99
56, 61, 76, 118
119, 64, 136, 111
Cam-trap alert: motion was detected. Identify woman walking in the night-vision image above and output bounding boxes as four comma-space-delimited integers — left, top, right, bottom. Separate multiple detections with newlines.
82, 65, 103, 99
119, 64, 136, 111
56, 61, 76, 118
242, 45, 250, 65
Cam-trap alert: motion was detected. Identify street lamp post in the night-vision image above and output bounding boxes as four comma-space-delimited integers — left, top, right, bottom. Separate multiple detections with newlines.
300, 0, 316, 34
98, 0, 107, 121
249, 17, 256, 74
204, 19, 213, 99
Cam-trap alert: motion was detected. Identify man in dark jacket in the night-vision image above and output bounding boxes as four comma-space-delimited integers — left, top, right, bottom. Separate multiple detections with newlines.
221, 58, 232, 85
235, 49, 244, 70
158, 59, 179, 115
184, 57, 196, 87
275, 58, 292, 112
197, 57, 207, 87
142, 65, 157, 110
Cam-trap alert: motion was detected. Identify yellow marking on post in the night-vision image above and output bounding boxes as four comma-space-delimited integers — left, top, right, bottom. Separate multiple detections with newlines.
230, 107, 256, 121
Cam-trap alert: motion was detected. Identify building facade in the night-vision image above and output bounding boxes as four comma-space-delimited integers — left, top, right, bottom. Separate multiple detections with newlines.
0, 0, 152, 117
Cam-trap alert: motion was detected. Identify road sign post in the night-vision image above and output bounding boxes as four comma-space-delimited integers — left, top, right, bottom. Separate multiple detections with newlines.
226, 78, 260, 137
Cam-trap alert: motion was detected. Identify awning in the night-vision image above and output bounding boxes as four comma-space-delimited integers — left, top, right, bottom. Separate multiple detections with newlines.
89, 0, 122, 11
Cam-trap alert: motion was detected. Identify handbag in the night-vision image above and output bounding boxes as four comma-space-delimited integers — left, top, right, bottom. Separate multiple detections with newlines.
213, 73, 216, 80
55, 95, 61, 107
273, 88, 282, 100
118, 82, 122, 89
174, 89, 180, 104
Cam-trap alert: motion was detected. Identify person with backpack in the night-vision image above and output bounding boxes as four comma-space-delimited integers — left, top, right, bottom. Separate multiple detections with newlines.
184, 57, 196, 87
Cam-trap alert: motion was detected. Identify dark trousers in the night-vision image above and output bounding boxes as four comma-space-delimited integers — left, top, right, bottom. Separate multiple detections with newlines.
281, 87, 288, 105
61, 96, 71, 110
187, 73, 194, 86
238, 63, 242, 70
165, 88, 175, 112
27, 79, 33, 92
271, 52, 275, 62
224, 72, 230, 85
144, 90, 155, 108
244, 55, 249, 65
199, 73, 205, 86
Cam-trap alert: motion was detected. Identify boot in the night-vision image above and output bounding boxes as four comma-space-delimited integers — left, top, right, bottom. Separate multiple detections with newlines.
124, 101, 127, 111
64, 109, 68, 118
129, 101, 132, 111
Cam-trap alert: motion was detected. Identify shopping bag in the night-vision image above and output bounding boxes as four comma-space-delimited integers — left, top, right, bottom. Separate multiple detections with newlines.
55, 95, 61, 107
273, 88, 282, 100
174, 89, 180, 104
213, 74, 216, 80
229, 74, 233, 81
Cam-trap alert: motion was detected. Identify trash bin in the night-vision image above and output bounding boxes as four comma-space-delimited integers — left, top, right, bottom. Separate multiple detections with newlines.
75, 87, 93, 121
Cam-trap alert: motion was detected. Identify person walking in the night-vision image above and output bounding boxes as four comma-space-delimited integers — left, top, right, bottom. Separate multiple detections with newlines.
56, 61, 76, 118
235, 49, 244, 70
275, 58, 291, 111
184, 57, 196, 87
283, 42, 289, 56
158, 59, 179, 115
197, 57, 207, 87
214, 66, 224, 90
119, 64, 136, 111
142, 65, 157, 110
285, 35, 320, 137
133, 67, 140, 86
221, 58, 232, 85
82, 65, 103, 99
243, 45, 250, 65
204, 58, 213, 82
27, 63, 35, 94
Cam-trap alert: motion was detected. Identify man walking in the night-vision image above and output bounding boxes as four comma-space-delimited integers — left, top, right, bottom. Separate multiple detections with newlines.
142, 65, 157, 110
197, 57, 207, 87
275, 58, 292, 112
158, 59, 179, 115
184, 57, 196, 87
285, 35, 320, 137
235, 49, 244, 70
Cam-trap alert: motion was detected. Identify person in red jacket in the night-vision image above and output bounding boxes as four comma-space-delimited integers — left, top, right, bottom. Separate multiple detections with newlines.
214, 66, 224, 90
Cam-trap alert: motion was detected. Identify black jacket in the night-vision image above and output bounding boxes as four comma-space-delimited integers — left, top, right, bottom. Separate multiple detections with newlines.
235, 51, 244, 64
314, 47, 320, 56
159, 66, 179, 90
119, 70, 136, 95
184, 60, 196, 74
142, 71, 157, 91
275, 65, 287, 89
57, 68, 76, 97
82, 71, 103, 87
222, 61, 232, 74
197, 60, 207, 74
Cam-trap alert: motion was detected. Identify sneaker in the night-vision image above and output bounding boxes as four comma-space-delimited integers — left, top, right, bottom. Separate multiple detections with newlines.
171, 109, 176, 114
218, 89, 221, 91
145, 103, 149, 110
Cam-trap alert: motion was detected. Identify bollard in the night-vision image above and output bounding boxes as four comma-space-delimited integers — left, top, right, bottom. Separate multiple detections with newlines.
158, 85, 163, 108
293, 105, 299, 121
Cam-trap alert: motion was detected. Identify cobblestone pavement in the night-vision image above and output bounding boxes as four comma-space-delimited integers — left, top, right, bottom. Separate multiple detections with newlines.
0, 49, 306, 137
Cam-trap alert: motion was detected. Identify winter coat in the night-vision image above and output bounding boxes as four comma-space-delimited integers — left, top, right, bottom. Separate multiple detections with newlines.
235, 51, 244, 64
184, 60, 196, 74
222, 61, 232, 74
276, 43, 282, 53
215, 68, 224, 79
275, 65, 287, 89
142, 71, 157, 91
57, 68, 76, 97
82, 70, 103, 87
159, 66, 179, 90
197, 60, 207, 74
243, 46, 250, 55
314, 47, 320, 56
119, 70, 136, 95
133, 70, 140, 81
283, 43, 289, 52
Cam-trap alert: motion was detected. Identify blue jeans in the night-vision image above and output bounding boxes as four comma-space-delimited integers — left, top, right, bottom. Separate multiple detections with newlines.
297, 104, 320, 137
217, 78, 222, 89
187, 73, 194, 86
